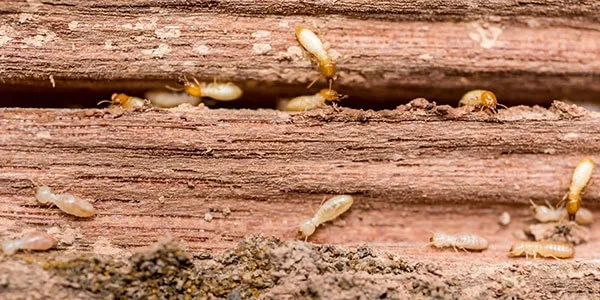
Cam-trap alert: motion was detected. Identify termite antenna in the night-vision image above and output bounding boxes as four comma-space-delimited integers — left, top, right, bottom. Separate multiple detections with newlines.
328, 78, 333, 91
497, 103, 508, 109
555, 193, 568, 208
165, 85, 184, 92
97, 100, 112, 106
306, 77, 319, 89
192, 76, 201, 86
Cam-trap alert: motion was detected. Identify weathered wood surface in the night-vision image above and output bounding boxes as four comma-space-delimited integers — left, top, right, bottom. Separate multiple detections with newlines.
0, 1, 599, 105
1, 102, 599, 257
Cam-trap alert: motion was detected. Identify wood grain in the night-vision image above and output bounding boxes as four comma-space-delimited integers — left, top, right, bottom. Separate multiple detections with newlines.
0, 1, 598, 106
1, 102, 599, 255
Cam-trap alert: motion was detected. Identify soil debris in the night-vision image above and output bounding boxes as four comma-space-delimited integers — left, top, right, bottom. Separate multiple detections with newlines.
45, 235, 413, 299
526, 222, 590, 245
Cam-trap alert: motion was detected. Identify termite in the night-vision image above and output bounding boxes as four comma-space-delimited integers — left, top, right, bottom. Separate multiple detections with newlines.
282, 89, 347, 112
508, 241, 574, 259
458, 90, 507, 113
428, 232, 489, 252
145, 89, 201, 108
529, 200, 593, 225
35, 185, 96, 218
295, 26, 336, 90
98, 93, 151, 109
2, 231, 56, 255
168, 76, 243, 101
562, 158, 594, 220
299, 195, 354, 240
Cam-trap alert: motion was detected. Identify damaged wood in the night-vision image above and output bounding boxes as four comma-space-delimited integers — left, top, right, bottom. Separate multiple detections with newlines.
0, 1, 599, 105
1, 101, 599, 255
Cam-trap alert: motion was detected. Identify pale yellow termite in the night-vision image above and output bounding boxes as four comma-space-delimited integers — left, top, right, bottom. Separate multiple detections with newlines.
2, 231, 56, 255
428, 232, 489, 252
562, 158, 594, 220
508, 241, 574, 259
529, 200, 593, 225
36, 185, 96, 218
282, 89, 347, 112
299, 195, 354, 240
145, 89, 201, 108
458, 90, 506, 113
295, 26, 336, 90
169, 76, 243, 101
98, 93, 151, 109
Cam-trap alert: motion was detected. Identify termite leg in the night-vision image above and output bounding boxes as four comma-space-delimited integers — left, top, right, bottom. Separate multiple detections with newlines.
306, 77, 319, 89
460, 247, 469, 254
323, 41, 330, 51
452, 246, 458, 253
550, 255, 560, 261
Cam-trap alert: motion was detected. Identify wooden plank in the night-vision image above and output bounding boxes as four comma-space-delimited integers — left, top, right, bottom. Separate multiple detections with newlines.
1, 101, 599, 253
0, 1, 598, 105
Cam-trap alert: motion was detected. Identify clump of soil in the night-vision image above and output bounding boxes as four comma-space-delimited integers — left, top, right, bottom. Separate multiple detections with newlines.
527, 222, 590, 245
45, 235, 414, 299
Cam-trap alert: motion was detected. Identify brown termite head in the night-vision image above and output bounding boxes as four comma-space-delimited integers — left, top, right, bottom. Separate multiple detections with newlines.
177, 76, 203, 98
319, 61, 336, 80
318, 88, 345, 103
565, 158, 594, 220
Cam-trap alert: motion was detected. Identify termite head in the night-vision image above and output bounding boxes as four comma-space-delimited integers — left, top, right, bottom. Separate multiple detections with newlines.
178, 76, 204, 97
529, 200, 554, 222
35, 185, 55, 204
508, 242, 525, 256
318, 89, 347, 103
111, 93, 129, 106
566, 195, 581, 219
480, 91, 498, 109
429, 232, 452, 248
299, 220, 316, 238
319, 61, 336, 79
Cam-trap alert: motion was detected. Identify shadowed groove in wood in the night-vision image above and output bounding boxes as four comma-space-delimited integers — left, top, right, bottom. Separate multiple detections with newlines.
0, 1, 599, 107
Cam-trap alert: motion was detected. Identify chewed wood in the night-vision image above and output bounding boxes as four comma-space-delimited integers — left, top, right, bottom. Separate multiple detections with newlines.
0, 1, 598, 104
0, 103, 599, 256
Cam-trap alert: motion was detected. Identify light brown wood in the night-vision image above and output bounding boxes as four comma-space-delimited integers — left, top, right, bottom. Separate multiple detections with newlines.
1, 101, 599, 254
0, 1, 598, 106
